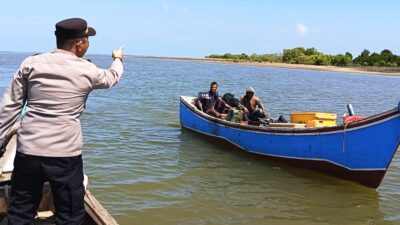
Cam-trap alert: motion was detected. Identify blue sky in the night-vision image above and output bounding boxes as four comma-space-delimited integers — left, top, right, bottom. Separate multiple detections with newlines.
0, 0, 399, 57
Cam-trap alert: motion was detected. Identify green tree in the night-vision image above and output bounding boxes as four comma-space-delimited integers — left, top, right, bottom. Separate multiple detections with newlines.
344, 54, 353, 66
282, 48, 305, 63
353, 49, 370, 66
345, 52, 353, 61
294, 47, 306, 54
207, 54, 222, 58
332, 54, 344, 66
296, 55, 313, 64
250, 53, 258, 62
208, 47, 398, 67
305, 47, 317, 56
311, 53, 331, 66
239, 53, 249, 60
369, 53, 382, 66
331, 54, 353, 67
380, 49, 395, 65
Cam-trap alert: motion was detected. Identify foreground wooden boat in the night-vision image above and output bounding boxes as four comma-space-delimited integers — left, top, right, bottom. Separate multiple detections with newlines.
0, 135, 118, 224
180, 96, 400, 188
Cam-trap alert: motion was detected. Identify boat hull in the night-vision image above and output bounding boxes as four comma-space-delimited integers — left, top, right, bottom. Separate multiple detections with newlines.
180, 96, 400, 188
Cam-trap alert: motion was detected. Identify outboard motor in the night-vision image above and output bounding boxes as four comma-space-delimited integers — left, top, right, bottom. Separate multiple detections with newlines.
344, 104, 366, 123
347, 104, 355, 116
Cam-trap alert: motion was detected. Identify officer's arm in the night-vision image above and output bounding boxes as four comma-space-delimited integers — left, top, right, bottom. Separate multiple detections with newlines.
0, 66, 27, 144
93, 58, 124, 89
93, 46, 124, 89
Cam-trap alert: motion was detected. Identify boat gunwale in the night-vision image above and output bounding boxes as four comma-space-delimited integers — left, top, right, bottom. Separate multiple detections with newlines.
180, 96, 400, 134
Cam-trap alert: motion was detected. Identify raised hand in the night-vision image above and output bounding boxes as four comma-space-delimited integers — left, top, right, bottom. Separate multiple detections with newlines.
112, 45, 124, 61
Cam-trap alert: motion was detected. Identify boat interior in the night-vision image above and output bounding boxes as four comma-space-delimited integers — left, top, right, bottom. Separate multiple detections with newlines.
182, 96, 346, 129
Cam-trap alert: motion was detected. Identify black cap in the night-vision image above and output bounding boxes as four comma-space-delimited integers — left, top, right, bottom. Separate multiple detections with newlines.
55, 18, 96, 39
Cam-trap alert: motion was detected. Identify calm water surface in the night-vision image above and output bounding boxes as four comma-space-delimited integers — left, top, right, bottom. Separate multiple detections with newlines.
1, 52, 400, 225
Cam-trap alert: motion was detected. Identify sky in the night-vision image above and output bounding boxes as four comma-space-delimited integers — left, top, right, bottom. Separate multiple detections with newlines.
0, 0, 399, 57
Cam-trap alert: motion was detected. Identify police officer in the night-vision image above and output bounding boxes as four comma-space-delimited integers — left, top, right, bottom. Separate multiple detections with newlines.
0, 18, 124, 224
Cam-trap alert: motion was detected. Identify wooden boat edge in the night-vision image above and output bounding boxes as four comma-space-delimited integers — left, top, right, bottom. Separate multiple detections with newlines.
180, 96, 400, 134
84, 189, 118, 225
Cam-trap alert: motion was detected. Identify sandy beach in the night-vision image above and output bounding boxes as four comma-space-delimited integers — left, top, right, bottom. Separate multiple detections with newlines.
141, 56, 400, 76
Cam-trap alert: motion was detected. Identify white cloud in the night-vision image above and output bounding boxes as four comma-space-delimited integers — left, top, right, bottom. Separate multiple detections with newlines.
296, 24, 309, 37
162, 3, 169, 12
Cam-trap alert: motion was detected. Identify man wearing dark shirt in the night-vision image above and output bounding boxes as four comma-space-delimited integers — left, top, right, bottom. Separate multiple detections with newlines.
196, 82, 231, 118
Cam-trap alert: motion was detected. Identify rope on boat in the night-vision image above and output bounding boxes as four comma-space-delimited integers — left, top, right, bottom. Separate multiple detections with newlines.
342, 122, 349, 153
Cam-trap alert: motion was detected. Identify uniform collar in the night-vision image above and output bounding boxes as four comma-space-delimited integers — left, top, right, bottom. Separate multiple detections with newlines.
52, 48, 77, 57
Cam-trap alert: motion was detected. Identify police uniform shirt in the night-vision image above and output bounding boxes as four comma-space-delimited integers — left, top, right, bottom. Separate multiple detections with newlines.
0, 49, 124, 157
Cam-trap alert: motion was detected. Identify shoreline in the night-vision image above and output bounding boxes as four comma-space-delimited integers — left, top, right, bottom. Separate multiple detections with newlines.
139, 56, 400, 76
3, 51, 399, 76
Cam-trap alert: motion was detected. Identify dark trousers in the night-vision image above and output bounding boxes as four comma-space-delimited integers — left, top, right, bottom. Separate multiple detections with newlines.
7, 152, 85, 225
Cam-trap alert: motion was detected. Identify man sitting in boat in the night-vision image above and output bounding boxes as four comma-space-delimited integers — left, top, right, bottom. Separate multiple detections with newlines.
240, 87, 269, 121
196, 82, 232, 118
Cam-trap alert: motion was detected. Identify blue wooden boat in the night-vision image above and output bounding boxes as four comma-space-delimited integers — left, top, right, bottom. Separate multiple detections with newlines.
179, 96, 400, 188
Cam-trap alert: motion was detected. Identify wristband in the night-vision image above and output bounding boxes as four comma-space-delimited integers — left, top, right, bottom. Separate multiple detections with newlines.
113, 56, 123, 62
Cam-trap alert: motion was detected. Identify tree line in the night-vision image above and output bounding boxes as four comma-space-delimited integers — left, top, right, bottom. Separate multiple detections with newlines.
206, 48, 400, 67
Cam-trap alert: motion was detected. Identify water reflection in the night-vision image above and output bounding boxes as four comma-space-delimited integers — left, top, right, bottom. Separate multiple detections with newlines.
171, 130, 391, 225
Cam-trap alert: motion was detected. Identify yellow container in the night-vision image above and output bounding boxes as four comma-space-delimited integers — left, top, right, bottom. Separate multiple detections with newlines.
290, 112, 337, 127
